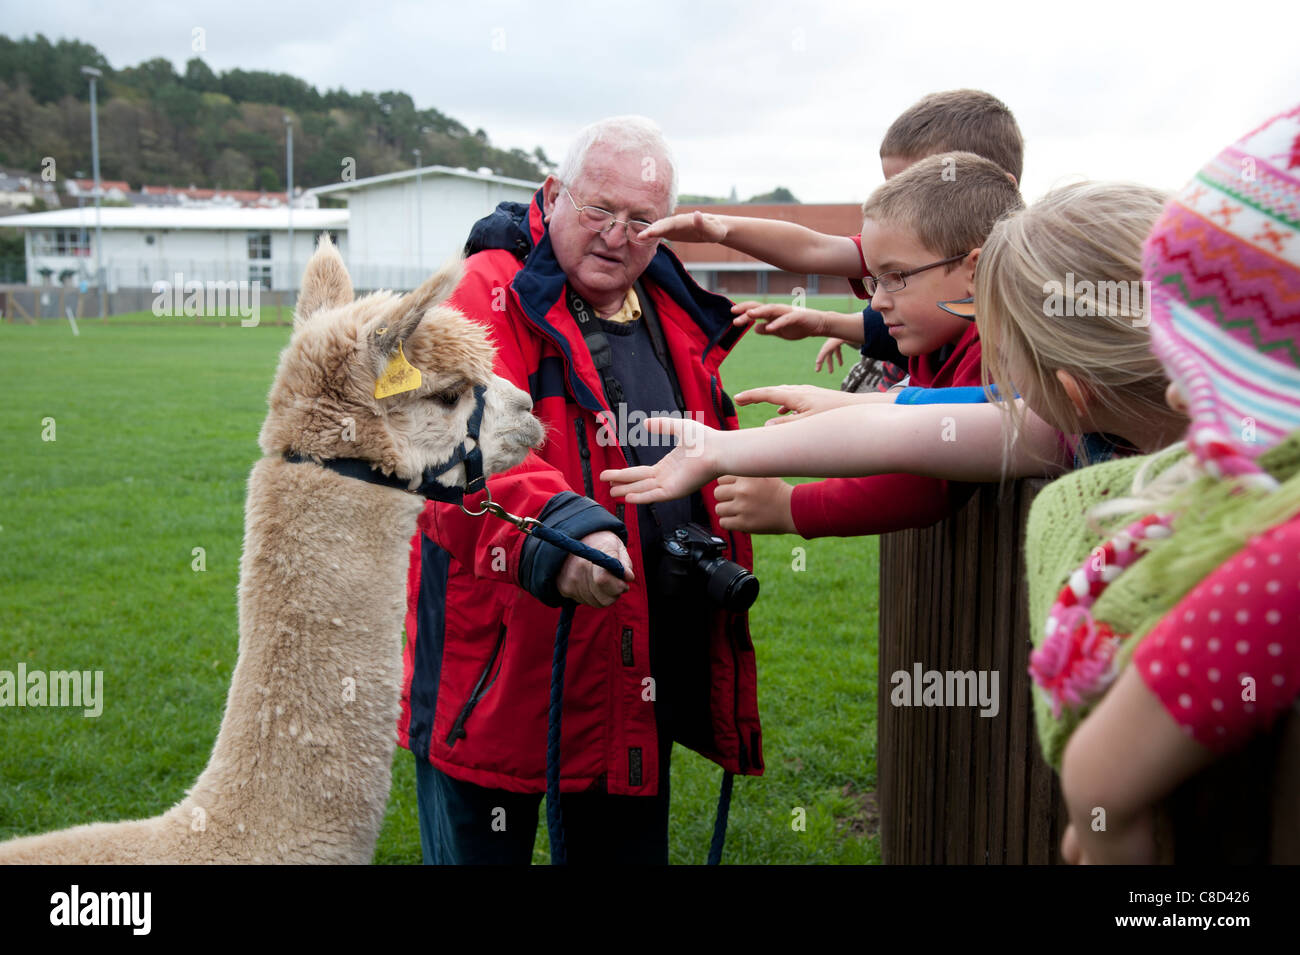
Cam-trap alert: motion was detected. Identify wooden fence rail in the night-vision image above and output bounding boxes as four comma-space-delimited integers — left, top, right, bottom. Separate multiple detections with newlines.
877, 478, 1299, 864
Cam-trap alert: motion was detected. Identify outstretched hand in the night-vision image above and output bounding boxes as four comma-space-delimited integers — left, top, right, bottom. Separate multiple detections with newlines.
815, 337, 848, 373
637, 210, 728, 245
735, 383, 864, 425
729, 302, 827, 340
600, 416, 721, 504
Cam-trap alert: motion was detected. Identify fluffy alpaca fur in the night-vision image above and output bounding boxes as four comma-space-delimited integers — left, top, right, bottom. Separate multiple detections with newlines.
0, 235, 543, 863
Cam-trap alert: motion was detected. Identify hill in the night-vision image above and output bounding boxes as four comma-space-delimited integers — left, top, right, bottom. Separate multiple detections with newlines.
0, 33, 551, 194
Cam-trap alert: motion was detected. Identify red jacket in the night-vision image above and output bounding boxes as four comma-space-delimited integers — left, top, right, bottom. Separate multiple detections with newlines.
399, 192, 764, 795
790, 322, 983, 537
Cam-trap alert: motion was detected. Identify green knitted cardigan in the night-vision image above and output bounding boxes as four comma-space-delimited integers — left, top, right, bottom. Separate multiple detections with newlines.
1024, 430, 1300, 769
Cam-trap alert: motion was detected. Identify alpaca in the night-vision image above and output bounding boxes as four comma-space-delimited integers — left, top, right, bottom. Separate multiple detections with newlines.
0, 235, 543, 863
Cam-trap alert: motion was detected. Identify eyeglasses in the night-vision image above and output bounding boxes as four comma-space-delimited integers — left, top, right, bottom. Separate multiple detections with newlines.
863, 251, 971, 298
563, 188, 655, 242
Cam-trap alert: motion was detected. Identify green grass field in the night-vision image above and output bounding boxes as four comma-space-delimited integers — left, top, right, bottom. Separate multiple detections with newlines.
0, 297, 880, 865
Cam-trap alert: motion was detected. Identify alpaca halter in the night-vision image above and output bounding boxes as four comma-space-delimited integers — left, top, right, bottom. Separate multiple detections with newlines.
283, 384, 488, 504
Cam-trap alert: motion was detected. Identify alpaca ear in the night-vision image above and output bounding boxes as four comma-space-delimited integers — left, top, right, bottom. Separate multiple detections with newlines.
295, 233, 354, 327
374, 256, 464, 356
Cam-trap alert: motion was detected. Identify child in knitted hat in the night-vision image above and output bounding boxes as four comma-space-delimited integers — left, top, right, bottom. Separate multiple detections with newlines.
1024, 104, 1300, 864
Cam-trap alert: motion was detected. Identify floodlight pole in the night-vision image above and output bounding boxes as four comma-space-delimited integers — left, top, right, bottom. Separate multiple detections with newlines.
413, 147, 423, 282
81, 66, 105, 318
284, 115, 294, 292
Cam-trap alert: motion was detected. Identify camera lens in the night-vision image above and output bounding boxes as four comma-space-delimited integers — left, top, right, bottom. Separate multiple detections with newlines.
702, 558, 760, 612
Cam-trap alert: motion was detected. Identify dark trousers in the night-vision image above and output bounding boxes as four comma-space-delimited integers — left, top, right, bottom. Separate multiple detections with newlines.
413, 738, 672, 865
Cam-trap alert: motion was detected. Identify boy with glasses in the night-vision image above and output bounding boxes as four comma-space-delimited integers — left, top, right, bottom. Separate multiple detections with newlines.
631, 150, 1023, 539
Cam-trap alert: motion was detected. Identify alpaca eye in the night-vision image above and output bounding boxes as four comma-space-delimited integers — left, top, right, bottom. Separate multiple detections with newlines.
432, 389, 461, 408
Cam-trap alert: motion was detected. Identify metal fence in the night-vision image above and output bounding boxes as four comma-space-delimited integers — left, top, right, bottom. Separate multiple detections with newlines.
0, 284, 302, 322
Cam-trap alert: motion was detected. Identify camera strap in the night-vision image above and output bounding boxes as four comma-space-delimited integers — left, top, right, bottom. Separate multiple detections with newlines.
566, 282, 692, 532
559, 283, 735, 866
566, 282, 686, 429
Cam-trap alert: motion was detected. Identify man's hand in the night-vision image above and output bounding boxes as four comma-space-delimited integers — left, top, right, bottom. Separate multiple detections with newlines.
555, 530, 634, 608
601, 416, 722, 504
730, 302, 828, 340
815, 337, 848, 373
637, 210, 728, 245
714, 476, 797, 534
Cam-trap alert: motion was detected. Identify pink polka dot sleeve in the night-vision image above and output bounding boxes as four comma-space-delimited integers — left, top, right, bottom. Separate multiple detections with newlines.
1133, 511, 1300, 752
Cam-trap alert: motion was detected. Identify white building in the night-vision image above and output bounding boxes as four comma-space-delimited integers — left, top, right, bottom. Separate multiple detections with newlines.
3, 207, 348, 290
308, 165, 539, 290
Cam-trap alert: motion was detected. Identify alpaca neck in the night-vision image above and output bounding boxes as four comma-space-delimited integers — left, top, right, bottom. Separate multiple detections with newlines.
191, 456, 426, 849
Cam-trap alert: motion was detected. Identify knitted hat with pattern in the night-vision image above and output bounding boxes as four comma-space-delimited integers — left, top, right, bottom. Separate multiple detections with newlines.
1144, 104, 1300, 489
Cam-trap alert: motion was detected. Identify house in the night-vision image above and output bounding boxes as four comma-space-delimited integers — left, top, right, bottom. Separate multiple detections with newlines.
667, 203, 866, 296
1, 206, 348, 290
0, 169, 61, 213
65, 179, 132, 202
307, 165, 539, 290
136, 185, 316, 210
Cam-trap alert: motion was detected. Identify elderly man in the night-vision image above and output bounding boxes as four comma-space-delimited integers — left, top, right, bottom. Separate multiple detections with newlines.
399, 115, 764, 864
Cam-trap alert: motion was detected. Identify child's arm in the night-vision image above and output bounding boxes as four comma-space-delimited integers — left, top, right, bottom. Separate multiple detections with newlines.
729, 302, 868, 343
736, 383, 897, 425
640, 210, 865, 277
1058, 512, 1300, 863
601, 400, 1065, 504
736, 384, 991, 427
1059, 666, 1215, 864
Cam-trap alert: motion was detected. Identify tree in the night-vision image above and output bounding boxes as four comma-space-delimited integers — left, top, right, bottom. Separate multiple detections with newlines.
183, 57, 219, 94
211, 148, 256, 190
257, 166, 282, 192
747, 186, 799, 204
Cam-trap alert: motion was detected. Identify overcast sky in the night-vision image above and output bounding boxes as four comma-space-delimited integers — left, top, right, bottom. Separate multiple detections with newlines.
8, 0, 1299, 204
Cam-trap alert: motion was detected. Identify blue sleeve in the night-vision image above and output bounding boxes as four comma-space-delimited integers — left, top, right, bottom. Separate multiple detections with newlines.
859, 306, 906, 366
518, 491, 627, 607
894, 385, 996, 405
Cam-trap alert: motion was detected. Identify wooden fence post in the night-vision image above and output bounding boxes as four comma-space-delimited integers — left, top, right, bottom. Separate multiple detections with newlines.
878, 479, 1064, 864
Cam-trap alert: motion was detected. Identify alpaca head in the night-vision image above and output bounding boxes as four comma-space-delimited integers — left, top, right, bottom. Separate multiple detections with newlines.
258, 234, 544, 492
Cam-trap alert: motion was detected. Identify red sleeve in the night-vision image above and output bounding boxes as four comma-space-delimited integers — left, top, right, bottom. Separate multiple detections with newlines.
1132, 512, 1300, 753
790, 473, 974, 539
847, 233, 870, 300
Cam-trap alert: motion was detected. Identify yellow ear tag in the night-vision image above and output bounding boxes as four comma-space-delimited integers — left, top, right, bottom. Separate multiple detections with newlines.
374, 342, 423, 399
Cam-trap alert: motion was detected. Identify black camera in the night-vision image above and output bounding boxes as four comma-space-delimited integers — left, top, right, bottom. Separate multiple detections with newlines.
658, 522, 760, 612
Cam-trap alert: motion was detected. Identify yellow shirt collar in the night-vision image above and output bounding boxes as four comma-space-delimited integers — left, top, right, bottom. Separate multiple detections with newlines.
601, 287, 642, 324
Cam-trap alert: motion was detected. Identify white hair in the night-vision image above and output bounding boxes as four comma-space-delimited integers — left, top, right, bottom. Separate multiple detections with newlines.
556, 115, 678, 212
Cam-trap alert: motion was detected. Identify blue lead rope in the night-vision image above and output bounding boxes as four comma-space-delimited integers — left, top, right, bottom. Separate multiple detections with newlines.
528, 524, 625, 867
466, 497, 733, 866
